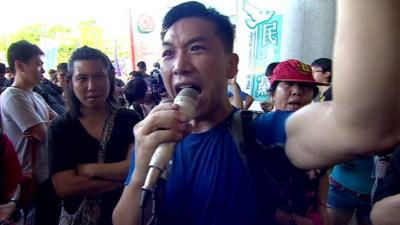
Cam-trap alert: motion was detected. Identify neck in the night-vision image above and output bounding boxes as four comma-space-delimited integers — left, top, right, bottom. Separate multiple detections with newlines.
191, 99, 233, 133
12, 75, 35, 91
319, 85, 330, 94
80, 105, 109, 120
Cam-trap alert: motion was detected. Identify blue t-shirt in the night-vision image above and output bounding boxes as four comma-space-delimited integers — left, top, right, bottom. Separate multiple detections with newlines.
331, 157, 374, 195
126, 111, 292, 225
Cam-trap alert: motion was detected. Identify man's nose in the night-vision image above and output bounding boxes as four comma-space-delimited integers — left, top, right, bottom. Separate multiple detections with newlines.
172, 51, 191, 75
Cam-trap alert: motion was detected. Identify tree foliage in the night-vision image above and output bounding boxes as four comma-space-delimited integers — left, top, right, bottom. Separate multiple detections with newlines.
0, 20, 130, 67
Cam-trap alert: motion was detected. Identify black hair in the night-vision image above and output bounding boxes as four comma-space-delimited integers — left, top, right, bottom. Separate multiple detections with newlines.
0, 63, 5, 75
48, 69, 57, 75
57, 63, 68, 73
66, 46, 117, 117
268, 81, 319, 98
161, 1, 235, 54
137, 61, 146, 70
265, 62, 280, 77
124, 78, 148, 105
7, 40, 44, 74
311, 58, 332, 83
129, 71, 145, 78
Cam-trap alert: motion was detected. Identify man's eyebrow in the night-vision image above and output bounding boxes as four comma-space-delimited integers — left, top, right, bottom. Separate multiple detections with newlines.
162, 36, 210, 48
162, 41, 173, 47
185, 36, 209, 45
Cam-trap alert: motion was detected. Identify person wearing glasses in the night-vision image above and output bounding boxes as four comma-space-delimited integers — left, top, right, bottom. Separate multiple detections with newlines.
260, 62, 280, 112
311, 58, 332, 102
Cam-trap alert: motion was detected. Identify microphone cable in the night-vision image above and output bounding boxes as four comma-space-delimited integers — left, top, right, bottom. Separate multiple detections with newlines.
140, 177, 167, 225
140, 188, 151, 225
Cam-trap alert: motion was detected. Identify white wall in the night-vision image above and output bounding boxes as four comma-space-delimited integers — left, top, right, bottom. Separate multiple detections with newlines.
234, 0, 336, 110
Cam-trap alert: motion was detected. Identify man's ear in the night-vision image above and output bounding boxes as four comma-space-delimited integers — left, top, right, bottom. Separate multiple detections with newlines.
323, 71, 332, 79
14, 60, 25, 73
227, 53, 239, 79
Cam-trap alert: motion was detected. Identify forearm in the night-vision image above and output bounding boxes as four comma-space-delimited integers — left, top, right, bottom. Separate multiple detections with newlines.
0, 202, 17, 222
0, 185, 20, 222
286, 0, 400, 169
47, 104, 58, 120
52, 170, 123, 199
77, 159, 130, 181
371, 193, 400, 225
243, 96, 254, 110
113, 171, 148, 225
28, 123, 48, 143
230, 83, 244, 109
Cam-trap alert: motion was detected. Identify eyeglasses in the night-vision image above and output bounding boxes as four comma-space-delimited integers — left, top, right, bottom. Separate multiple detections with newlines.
312, 70, 323, 73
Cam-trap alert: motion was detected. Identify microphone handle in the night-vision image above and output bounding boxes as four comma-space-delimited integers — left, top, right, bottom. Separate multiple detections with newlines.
143, 142, 176, 190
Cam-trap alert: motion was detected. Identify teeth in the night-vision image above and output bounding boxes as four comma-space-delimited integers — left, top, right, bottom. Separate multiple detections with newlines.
177, 85, 201, 93
179, 85, 193, 89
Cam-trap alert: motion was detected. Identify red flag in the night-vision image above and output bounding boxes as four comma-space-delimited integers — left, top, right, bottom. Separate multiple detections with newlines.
129, 9, 136, 70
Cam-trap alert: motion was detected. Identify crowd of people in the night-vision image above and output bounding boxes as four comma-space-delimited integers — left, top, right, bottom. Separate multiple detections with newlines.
0, 1, 399, 225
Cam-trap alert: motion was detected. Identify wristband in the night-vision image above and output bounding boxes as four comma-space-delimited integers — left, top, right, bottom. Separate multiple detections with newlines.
10, 198, 19, 210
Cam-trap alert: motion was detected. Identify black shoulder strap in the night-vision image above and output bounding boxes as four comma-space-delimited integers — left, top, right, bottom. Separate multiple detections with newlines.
228, 110, 282, 221
228, 110, 281, 185
0, 129, 4, 197
229, 110, 251, 177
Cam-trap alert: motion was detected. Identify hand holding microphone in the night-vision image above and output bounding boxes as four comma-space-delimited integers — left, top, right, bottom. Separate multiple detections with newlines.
142, 87, 199, 191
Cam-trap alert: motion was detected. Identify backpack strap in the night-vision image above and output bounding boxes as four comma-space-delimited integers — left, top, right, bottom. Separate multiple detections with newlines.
228, 110, 282, 222
228, 110, 251, 177
229, 110, 281, 185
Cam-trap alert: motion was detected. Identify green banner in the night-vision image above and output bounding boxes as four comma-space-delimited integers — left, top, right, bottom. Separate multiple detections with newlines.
248, 14, 282, 101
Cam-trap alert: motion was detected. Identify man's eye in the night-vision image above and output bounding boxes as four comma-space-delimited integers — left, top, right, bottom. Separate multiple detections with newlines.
77, 76, 87, 81
190, 45, 206, 52
162, 50, 173, 57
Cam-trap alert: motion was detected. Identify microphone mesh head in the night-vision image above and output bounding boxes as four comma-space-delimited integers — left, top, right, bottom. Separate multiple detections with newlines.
174, 88, 199, 118
177, 88, 199, 101
160, 98, 173, 104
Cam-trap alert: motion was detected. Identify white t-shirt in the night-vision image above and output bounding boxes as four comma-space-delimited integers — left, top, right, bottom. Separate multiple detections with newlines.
0, 87, 50, 183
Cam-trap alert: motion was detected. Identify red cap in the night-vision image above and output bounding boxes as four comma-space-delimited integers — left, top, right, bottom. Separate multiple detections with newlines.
270, 59, 328, 86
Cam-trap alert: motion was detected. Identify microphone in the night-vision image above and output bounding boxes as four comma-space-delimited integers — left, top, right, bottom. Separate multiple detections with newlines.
142, 87, 199, 191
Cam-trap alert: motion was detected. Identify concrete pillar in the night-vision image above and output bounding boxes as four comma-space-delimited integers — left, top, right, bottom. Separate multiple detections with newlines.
234, 0, 336, 110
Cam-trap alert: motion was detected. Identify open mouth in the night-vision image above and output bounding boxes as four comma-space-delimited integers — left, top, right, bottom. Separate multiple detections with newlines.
288, 101, 302, 109
176, 85, 202, 95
